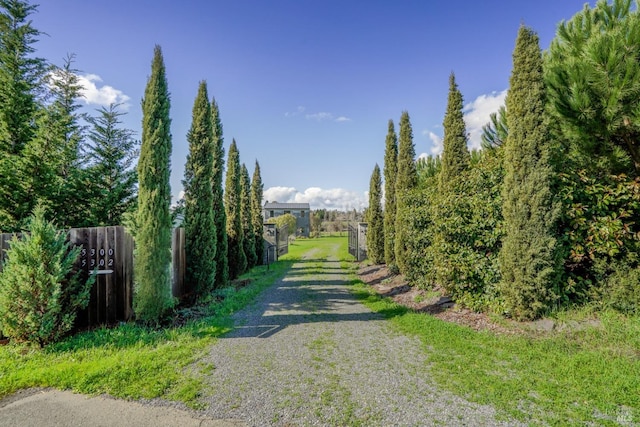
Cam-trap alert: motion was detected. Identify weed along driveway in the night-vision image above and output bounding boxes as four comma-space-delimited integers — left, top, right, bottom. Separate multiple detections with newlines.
200, 238, 524, 426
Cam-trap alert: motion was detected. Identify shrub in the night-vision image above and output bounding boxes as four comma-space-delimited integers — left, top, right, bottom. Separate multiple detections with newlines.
430, 152, 504, 311
0, 206, 94, 347
558, 170, 640, 307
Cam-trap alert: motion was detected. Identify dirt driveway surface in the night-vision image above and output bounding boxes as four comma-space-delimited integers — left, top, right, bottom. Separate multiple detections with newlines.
200, 243, 524, 426
0, 242, 525, 426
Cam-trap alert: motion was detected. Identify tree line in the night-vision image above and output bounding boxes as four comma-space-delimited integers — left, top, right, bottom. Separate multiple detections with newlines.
366, 1, 640, 320
0, 0, 265, 341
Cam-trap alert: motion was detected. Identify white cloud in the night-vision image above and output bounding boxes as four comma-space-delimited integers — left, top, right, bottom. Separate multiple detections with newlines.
264, 186, 367, 210
335, 116, 351, 122
419, 130, 443, 157
285, 106, 306, 117
306, 112, 334, 121
77, 74, 131, 109
463, 89, 507, 150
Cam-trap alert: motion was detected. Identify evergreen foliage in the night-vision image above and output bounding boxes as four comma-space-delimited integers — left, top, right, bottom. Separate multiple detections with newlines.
84, 103, 138, 226
382, 120, 398, 267
366, 164, 384, 264
0, 206, 94, 347
481, 105, 508, 151
499, 26, 559, 320
545, 0, 640, 174
439, 72, 470, 189
211, 97, 228, 288
134, 46, 174, 323
225, 139, 247, 279
251, 161, 264, 265
240, 163, 257, 269
416, 155, 441, 183
394, 111, 417, 274
183, 81, 217, 298
0, 0, 46, 231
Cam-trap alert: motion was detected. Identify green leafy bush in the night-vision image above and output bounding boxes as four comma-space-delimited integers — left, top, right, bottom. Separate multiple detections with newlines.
0, 207, 94, 347
558, 170, 640, 307
430, 152, 504, 310
400, 185, 436, 289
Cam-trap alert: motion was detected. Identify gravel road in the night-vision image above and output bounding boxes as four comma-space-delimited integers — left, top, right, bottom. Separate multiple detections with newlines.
201, 243, 525, 426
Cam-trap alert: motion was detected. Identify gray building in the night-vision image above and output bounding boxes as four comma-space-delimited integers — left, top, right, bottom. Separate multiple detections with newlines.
263, 202, 311, 237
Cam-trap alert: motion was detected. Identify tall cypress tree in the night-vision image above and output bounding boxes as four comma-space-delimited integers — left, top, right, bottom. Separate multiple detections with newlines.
211, 97, 228, 288
134, 46, 174, 323
394, 111, 417, 273
366, 164, 384, 264
251, 160, 264, 265
183, 81, 217, 298
383, 120, 398, 267
225, 139, 247, 279
240, 163, 257, 269
439, 72, 470, 189
499, 26, 558, 320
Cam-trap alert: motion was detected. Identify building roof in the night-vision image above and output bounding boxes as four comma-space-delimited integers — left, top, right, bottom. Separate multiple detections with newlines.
264, 202, 310, 210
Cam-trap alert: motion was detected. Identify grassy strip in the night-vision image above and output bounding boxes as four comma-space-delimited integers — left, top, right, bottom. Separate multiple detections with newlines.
0, 254, 298, 407
343, 260, 640, 425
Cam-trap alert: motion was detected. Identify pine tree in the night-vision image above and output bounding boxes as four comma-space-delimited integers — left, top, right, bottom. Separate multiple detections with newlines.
394, 111, 417, 273
499, 26, 558, 320
0, 205, 93, 347
134, 46, 174, 323
225, 139, 247, 279
28, 56, 86, 228
366, 164, 384, 264
211, 97, 228, 288
383, 120, 398, 267
251, 160, 264, 265
84, 103, 138, 226
0, 0, 46, 231
183, 81, 217, 298
240, 163, 257, 269
439, 72, 470, 189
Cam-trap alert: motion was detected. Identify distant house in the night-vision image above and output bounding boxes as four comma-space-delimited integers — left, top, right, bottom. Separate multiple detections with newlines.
263, 202, 311, 237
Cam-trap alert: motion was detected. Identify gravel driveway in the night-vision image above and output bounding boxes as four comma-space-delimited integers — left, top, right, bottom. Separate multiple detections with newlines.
201, 243, 524, 426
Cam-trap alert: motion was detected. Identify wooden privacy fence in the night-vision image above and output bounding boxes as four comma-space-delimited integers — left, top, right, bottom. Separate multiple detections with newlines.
1, 225, 273, 330
1, 226, 134, 328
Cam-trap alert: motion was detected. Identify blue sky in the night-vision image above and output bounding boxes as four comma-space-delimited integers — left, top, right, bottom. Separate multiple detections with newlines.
32, 1, 594, 210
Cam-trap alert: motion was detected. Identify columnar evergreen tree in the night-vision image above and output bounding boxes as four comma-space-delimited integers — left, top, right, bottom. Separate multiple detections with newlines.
240, 163, 257, 269
0, 0, 46, 231
211, 97, 228, 288
250, 160, 264, 265
134, 46, 174, 323
183, 81, 217, 298
225, 139, 247, 279
499, 26, 558, 320
439, 72, 470, 189
394, 111, 417, 273
84, 103, 138, 226
366, 164, 384, 264
383, 120, 398, 267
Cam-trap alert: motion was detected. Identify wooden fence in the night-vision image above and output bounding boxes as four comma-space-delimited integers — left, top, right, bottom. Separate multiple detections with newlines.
1, 225, 274, 331
1, 227, 135, 328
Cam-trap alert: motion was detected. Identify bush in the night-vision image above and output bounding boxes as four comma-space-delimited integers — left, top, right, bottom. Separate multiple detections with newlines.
558, 171, 640, 307
0, 206, 94, 347
430, 152, 504, 311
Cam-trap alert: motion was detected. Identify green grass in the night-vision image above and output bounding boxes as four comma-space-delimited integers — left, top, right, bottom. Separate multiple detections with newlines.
0, 256, 295, 407
341, 259, 640, 425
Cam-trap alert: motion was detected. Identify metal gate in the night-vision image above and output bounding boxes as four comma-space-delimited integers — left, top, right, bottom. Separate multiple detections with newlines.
348, 222, 367, 261
263, 223, 289, 264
